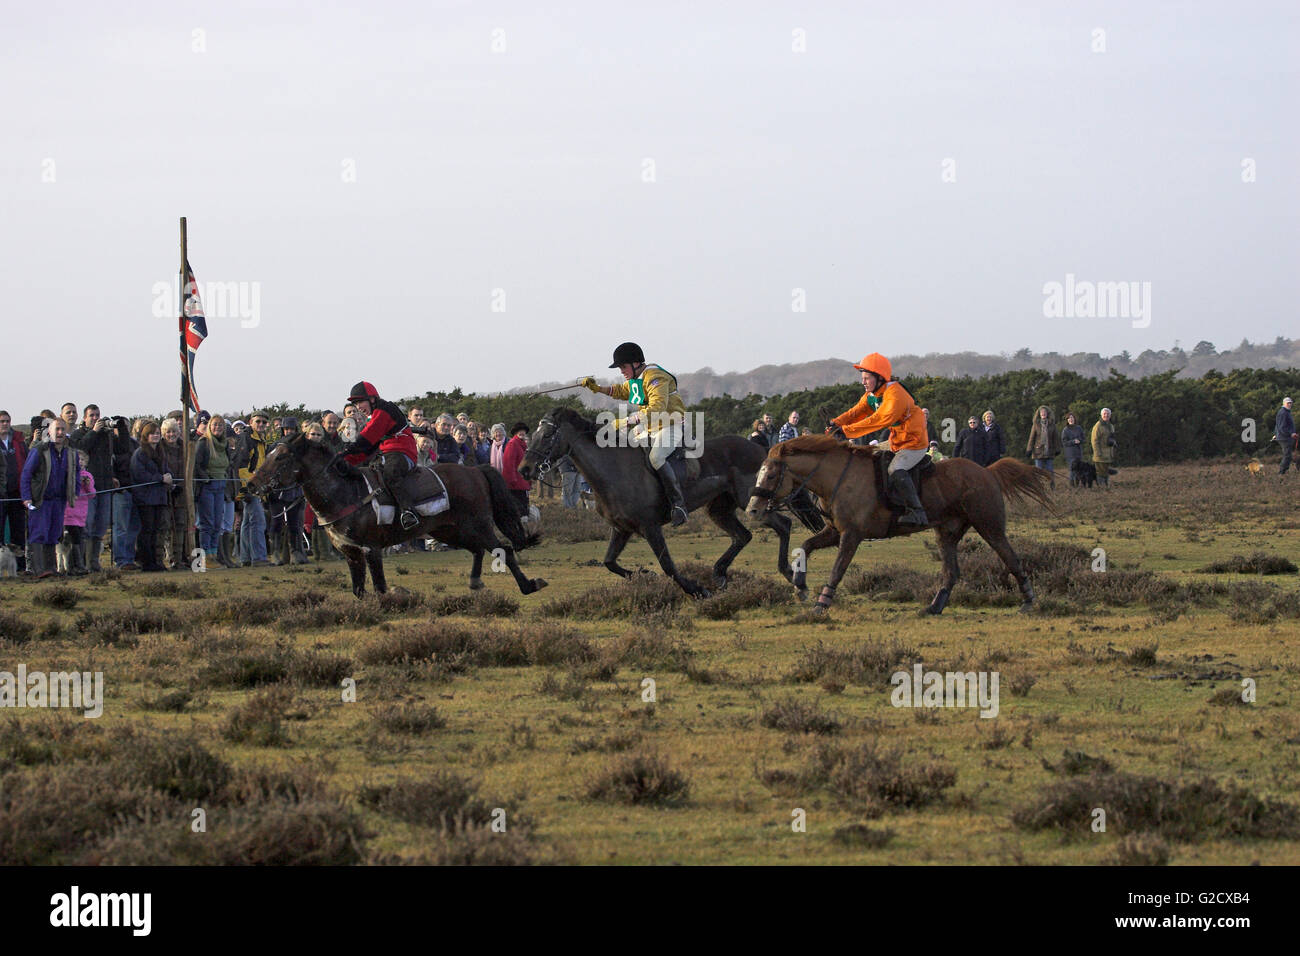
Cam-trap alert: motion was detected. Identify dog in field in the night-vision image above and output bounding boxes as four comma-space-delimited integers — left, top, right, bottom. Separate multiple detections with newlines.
0, 545, 17, 578
1071, 460, 1097, 488
1247, 458, 1263, 477
55, 537, 72, 574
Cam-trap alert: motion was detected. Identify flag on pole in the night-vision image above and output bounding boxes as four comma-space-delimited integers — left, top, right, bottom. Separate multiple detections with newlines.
180, 260, 208, 412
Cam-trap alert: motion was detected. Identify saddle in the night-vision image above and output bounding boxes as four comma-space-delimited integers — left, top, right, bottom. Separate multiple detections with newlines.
362, 464, 450, 526
665, 445, 701, 486
874, 451, 935, 516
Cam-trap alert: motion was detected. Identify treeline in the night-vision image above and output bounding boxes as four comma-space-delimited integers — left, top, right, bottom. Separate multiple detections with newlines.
216, 367, 1294, 468
693, 368, 1297, 465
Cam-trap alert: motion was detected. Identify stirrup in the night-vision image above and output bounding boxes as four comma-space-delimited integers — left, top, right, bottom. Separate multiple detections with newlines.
399, 509, 419, 530
670, 505, 688, 527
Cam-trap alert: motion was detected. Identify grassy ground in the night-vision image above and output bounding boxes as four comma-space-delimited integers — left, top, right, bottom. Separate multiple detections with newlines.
2, 460, 1299, 865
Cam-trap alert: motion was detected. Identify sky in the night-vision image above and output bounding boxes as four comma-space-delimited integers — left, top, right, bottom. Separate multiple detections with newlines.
2, 1, 1296, 415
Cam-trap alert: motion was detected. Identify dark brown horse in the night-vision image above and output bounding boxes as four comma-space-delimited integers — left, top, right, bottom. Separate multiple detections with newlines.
517, 408, 823, 597
745, 435, 1053, 613
246, 435, 547, 598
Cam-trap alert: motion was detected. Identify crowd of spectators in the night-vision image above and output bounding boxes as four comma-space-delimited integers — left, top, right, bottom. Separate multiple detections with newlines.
4, 394, 1295, 577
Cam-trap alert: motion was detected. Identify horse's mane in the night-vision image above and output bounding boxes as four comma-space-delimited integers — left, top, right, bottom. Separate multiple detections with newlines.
774, 434, 880, 459
550, 406, 603, 438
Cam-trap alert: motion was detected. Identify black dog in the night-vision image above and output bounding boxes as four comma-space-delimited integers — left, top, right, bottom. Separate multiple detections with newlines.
1071, 460, 1097, 488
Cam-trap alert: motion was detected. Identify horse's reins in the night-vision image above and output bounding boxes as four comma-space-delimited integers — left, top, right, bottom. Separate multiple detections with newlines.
254, 442, 377, 528
754, 450, 854, 519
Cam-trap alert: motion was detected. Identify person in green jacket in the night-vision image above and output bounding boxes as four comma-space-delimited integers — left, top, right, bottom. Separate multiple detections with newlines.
1091, 408, 1116, 488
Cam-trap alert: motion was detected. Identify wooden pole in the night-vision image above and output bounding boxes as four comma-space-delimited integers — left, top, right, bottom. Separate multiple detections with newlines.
180, 217, 197, 565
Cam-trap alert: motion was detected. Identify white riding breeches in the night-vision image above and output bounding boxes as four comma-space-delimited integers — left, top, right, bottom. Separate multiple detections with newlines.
888, 448, 929, 475
646, 418, 683, 470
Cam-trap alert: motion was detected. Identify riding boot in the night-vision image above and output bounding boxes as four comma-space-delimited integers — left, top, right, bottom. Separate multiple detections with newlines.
888, 470, 929, 526
384, 457, 420, 530
654, 464, 689, 527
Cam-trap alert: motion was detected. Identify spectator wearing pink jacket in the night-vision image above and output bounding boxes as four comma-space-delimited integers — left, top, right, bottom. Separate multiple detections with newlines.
61, 450, 96, 576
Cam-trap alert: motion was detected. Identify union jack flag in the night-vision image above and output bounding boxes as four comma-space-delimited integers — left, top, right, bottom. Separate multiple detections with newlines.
180, 260, 207, 412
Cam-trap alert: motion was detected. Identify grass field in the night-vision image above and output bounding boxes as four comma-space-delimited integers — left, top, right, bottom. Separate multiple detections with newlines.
2, 460, 1299, 865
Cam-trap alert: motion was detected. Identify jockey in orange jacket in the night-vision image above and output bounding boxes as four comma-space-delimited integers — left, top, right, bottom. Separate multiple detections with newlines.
829, 353, 929, 526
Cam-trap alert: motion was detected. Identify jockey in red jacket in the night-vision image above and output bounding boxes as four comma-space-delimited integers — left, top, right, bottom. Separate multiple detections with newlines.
342, 381, 421, 529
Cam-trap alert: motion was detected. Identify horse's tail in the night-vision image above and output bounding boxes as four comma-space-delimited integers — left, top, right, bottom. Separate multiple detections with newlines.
987, 459, 1056, 513
477, 464, 538, 550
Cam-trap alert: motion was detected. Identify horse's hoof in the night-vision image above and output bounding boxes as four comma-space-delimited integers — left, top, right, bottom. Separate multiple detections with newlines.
532, 578, 548, 592
811, 603, 827, 615
469, 577, 484, 590
1019, 602, 1033, 614
795, 588, 808, 602
712, 575, 727, 590
922, 605, 942, 616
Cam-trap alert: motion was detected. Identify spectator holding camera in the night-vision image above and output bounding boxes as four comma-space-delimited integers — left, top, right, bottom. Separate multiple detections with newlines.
70, 404, 113, 571
109, 414, 140, 568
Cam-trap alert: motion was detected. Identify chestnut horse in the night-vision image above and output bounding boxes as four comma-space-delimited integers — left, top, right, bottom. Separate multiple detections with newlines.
745, 435, 1053, 614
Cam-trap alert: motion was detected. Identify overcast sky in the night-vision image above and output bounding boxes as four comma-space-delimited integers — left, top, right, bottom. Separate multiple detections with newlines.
2, 1, 1296, 414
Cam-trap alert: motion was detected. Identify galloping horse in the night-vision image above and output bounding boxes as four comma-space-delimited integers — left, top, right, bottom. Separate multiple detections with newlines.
746, 435, 1053, 613
518, 408, 823, 597
246, 434, 547, 598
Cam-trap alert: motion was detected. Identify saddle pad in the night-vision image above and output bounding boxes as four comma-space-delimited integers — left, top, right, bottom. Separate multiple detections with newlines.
364, 467, 450, 526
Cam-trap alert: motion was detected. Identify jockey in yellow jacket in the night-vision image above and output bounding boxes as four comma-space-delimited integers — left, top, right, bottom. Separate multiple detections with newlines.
581, 341, 690, 526
829, 352, 929, 526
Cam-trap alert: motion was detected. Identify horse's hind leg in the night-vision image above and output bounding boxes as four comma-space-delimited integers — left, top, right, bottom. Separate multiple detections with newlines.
603, 528, 634, 579
643, 523, 708, 598
341, 545, 368, 598
497, 541, 548, 595
469, 549, 485, 590
926, 521, 968, 615
977, 525, 1034, 611
705, 499, 752, 588
365, 549, 388, 595
792, 524, 841, 599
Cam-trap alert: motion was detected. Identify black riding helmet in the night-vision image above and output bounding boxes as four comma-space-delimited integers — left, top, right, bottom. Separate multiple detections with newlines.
609, 342, 645, 368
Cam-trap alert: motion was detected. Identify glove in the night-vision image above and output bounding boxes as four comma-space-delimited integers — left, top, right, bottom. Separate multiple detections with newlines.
340, 442, 360, 458
826, 424, 846, 440
580, 376, 600, 393
625, 412, 641, 428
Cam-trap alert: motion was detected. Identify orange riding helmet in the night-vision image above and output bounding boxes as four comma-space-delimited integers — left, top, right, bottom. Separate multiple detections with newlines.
852, 353, 893, 382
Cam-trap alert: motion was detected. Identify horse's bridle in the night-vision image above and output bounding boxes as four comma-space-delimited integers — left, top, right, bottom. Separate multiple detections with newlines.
528, 416, 561, 478
752, 451, 854, 518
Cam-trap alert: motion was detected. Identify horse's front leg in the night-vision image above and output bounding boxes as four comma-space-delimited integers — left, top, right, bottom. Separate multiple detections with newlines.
366, 549, 388, 594
814, 529, 863, 613
643, 523, 708, 598
792, 523, 841, 599
602, 528, 634, 579
761, 512, 793, 583
340, 545, 368, 598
